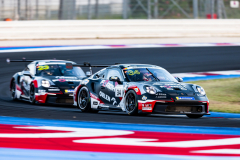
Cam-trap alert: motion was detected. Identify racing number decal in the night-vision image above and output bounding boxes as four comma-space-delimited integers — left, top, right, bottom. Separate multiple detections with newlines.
37, 65, 49, 70
115, 85, 123, 97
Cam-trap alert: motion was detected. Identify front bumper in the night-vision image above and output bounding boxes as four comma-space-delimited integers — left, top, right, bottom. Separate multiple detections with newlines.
138, 100, 210, 115
35, 93, 74, 105
46, 94, 73, 104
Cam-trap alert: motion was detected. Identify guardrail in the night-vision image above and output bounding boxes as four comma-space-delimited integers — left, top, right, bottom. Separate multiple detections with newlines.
1, 20, 240, 40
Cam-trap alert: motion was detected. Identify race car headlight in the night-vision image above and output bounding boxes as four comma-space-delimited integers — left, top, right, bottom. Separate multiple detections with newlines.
41, 80, 51, 88
196, 86, 206, 95
144, 86, 157, 94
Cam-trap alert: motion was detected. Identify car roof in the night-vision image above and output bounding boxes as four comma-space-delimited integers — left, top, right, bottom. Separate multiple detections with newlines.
32, 60, 76, 65
109, 64, 163, 69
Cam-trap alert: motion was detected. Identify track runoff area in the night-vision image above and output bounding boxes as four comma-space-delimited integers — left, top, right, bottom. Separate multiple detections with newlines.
1, 44, 240, 159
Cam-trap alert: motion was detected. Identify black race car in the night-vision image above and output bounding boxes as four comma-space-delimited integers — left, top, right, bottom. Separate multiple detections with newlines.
8, 59, 87, 105
73, 64, 210, 118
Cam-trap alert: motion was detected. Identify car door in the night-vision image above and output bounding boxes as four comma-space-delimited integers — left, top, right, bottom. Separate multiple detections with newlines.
20, 63, 35, 98
104, 68, 124, 107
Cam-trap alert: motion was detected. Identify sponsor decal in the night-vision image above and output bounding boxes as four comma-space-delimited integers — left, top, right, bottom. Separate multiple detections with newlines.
156, 93, 166, 96
101, 80, 123, 96
156, 93, 166, 99
106, 82, 115, 92
142, 96, 147, 101
52, 79, 81, 82
65, 89, 74, 93
99, 91, 110, 102
176, 97, 195, 100
38, 89, 46, 93
93, 101, 98, 105
156, 96, 166, 99
127, 70, 140, 75
111, 97, 117, 105
180, 88, 188, 90
134, 88, 139, 92
142, 104, 152, 110
48, 88, 60, 91
90, 92, 100, 100
58, 79, 66, 82
159, 84, 187, 90
55, 76, 77, 79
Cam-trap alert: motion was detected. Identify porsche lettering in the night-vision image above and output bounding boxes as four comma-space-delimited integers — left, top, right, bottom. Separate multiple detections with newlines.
99, 91, 110, 102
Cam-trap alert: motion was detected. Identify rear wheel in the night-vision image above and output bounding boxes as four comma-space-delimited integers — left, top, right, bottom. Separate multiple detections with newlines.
78, 86, 98, 113
186, 114, 203, 118
29, 84, 36, 104
125, 90, 138, 116
11, 80, 17, 100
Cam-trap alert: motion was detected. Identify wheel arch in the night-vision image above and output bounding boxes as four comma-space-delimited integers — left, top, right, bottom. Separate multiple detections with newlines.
75, 84, 84, 103
30, 80, 38, 88
10, 77, 15, 91
125, 86, 141, 95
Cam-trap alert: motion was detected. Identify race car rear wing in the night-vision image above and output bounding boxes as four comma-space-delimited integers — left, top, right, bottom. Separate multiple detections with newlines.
66, 62, 112, 75
6, 58, 33, 63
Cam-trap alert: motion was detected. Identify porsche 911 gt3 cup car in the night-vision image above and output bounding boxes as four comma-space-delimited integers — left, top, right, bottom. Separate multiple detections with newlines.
8, 59, 87, 105
72, 64, 210, 118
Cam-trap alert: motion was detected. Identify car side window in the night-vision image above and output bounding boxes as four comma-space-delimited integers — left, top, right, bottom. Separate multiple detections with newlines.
98, 69, 107, 79
23, 67, 29, 71
94, 68, 107, 79
27, 63, 36, 76
106, 68, 123, 81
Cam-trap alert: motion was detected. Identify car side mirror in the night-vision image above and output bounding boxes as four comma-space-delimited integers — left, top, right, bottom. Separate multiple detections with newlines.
86, 71, 91, 77
175, 77, 183, 82
23, 71, 32, 77
109, 76, 120, 82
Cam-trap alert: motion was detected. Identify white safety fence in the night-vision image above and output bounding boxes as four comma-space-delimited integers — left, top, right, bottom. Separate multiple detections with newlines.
0, 19, 240, 40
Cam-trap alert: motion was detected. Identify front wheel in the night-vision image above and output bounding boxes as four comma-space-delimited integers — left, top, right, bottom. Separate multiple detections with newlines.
11, 80, 17, 101
125, 90, 138, 116
78, 86, 98, 113
186, 114, 203, 118
29, 84, 36, 104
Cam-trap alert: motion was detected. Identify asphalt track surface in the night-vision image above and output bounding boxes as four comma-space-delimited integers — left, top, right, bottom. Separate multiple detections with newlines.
1, 46, 240, 128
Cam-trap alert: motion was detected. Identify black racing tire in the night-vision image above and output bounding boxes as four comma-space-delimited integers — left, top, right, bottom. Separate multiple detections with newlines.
186, 114, 203, 118
77, 86, 98, 113
125, 90, 138, 116
11, 79, 17, 101
29, 84, 36, 104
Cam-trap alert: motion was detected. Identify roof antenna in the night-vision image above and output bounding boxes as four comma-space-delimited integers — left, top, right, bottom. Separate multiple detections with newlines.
22, 57, 27, 67
6, 58, 10, 64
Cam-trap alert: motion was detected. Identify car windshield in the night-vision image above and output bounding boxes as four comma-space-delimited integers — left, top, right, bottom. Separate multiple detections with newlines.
36, 64, 86, 77
123, 68, 177, 82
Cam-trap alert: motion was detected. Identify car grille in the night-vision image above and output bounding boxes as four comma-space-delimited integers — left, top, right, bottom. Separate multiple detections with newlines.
165, 106, 202, 113
153, 102, 205, 113
56, 98, 73, 104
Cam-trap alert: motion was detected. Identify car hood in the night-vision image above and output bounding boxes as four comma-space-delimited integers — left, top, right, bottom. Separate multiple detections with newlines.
134, 81, 196, 93
42, 76, 84, 89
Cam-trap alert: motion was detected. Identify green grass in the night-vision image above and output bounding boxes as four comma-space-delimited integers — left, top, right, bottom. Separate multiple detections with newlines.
189, 78, 240, 113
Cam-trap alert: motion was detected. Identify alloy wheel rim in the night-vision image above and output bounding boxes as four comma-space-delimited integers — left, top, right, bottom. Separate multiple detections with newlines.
30, 86, 35, 102
79, 90, 88, 109
11, 82, 15, 99
126, 93, 136, 112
